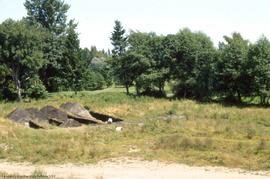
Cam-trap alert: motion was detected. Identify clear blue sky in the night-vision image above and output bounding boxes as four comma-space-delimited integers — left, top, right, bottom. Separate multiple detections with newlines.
0, 0, 270, 50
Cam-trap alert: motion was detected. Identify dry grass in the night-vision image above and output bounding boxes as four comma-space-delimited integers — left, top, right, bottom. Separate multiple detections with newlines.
0, 90, 270, 170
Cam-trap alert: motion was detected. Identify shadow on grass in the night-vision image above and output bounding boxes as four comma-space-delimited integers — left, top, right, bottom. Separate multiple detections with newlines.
130, 92, 270, 109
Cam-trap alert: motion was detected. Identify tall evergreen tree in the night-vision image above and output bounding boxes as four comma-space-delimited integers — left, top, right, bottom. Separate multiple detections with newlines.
62, 20, 85, 93
110, 20, 128, 57
110, 20, 130, 94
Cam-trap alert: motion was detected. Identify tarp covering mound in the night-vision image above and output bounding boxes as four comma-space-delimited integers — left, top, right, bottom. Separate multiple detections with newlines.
6, 102, 123, 129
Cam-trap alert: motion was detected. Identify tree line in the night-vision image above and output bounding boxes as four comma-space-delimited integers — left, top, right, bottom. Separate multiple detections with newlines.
0, 0, 112, 101
110, 21, 270, 104
1, 0, 270, 105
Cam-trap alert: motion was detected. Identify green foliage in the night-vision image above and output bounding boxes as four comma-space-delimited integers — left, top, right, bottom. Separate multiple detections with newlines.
110, 20, 128, 57
1, 90, 270, 170
215, 33, 250, 102
83, 71, 106, 90
171, 29, 216, 100
90, 56, 113, 87
24, 77, 48, 99
0, 19, 46, 100
110, 20, 131, 94
128, 32, 171, 95
247, 36, 270, 104
24, 0, 70, 34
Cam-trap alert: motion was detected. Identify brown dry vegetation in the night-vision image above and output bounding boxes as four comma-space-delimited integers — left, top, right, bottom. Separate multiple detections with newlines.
0, 88, 270, 170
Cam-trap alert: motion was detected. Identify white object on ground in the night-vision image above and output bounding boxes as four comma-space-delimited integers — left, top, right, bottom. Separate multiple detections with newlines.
116, 126, 123, 132
107, 118, 113, 124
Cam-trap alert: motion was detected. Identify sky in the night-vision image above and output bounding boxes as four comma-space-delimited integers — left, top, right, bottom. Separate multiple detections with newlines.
0, 0, 270, 50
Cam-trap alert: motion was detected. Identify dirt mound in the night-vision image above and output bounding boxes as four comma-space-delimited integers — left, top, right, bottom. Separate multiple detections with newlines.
60, 102, 93, 119
6, 109, 32, 124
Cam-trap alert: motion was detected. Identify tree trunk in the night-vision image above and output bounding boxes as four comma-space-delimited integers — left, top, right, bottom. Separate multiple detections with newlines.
135, 85, 140, 96
159, 82, 162, 93
236, 90, 241, 103
12, 67, 22, 101
125, 84, 129, 95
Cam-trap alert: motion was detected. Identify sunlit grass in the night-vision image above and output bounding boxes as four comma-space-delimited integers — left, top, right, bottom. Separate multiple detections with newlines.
0, 88, 270, 170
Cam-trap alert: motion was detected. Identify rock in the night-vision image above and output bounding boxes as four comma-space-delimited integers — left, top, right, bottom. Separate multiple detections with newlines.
26, 108, 49, 122
40, 106, 68, 124
138, 123, 144, 127
7, 108, 33, 124
59, 118, 82, 128
29, 119, 46, 129
116, 126, 123, 132
60, 102, 93, 119
89, 111, 123, 123
6, 102, 124, 129
7, 108, 49, 129
60, 102, 104, 124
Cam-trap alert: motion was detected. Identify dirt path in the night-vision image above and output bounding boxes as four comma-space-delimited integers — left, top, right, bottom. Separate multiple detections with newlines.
0, 158, 269, 179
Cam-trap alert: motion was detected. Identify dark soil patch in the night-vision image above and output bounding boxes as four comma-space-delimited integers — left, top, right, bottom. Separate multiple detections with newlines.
89, 111, 123, 123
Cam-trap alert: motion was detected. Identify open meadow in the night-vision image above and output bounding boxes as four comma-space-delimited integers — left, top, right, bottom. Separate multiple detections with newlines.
0, 88, 270, 172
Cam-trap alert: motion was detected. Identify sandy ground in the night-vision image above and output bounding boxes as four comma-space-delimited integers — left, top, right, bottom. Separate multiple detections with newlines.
0, 158, 269, 179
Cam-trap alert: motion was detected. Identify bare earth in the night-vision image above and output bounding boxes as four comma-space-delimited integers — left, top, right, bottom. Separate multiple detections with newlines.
0, 158, 269, 179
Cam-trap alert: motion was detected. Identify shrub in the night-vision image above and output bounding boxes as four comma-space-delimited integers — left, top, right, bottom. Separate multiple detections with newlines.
24, 77, 48, 99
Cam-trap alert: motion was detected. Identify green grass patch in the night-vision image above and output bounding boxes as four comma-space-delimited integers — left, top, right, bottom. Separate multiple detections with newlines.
0, 88, 270, 170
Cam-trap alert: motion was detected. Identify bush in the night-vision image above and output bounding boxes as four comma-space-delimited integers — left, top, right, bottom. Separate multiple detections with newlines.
140, 88, 166, 98
1, 81, 18, 101
24, 78, 47, 99
83, 71, 106, 90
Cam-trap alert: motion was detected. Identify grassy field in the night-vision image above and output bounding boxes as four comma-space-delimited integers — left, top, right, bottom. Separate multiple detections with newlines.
0, 88, 270, 171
